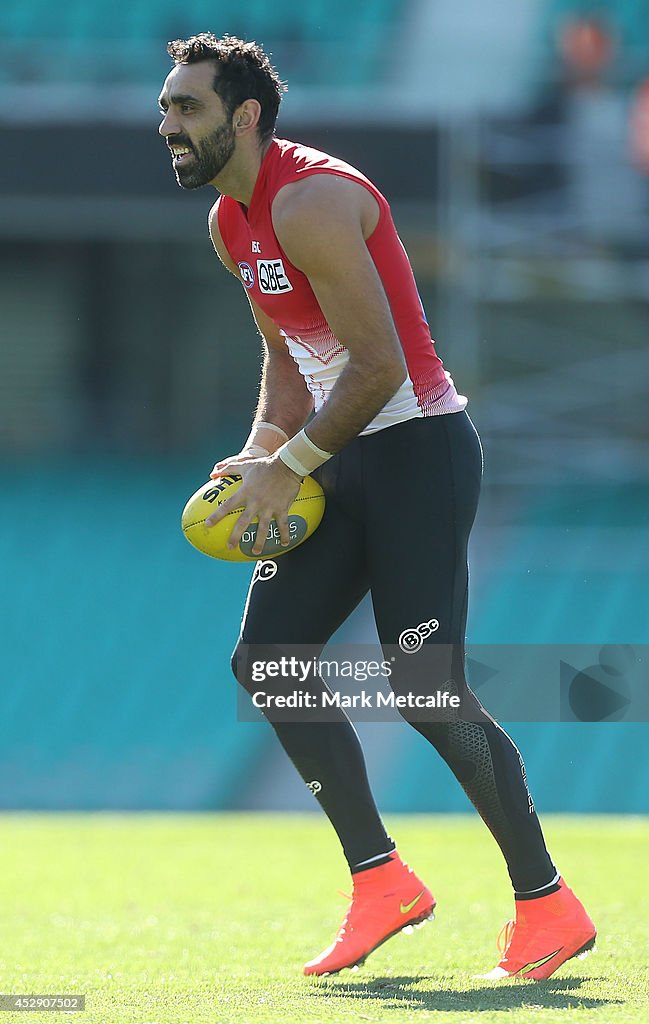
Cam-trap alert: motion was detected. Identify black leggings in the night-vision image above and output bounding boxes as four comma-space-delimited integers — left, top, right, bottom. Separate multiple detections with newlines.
231, 412, 555, 891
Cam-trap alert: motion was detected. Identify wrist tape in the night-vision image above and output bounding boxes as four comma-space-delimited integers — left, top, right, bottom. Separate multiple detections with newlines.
243, 421, 289, 458
277, 428, 333, 479
242, 444, 270, 458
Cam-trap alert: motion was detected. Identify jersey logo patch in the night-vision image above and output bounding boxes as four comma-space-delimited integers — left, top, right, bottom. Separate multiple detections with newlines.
238, 261, 255, 288
257, 259, 293, 295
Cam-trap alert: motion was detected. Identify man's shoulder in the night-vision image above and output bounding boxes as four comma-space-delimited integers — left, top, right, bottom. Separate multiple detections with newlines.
272, 173, 354, 217
269, 137, 386, 220
271, 170, 383, 247
208, 195, 221, 221
208, 192, 237, 216
208, 192, 241, 236
207, 196, 240, 273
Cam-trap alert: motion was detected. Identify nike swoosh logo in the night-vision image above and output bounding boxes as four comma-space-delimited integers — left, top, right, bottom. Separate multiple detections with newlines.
400, 890, 426, 915
519, 947, 564, 975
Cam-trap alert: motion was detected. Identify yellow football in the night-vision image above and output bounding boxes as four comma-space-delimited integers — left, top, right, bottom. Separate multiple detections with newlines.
181, 474, 326, 562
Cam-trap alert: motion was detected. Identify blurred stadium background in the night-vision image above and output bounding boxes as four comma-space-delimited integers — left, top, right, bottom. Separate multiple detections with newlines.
1, 0, 647, 815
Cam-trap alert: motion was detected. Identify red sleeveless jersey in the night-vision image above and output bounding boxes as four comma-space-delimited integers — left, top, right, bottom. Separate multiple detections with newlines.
216, 138, 466, 432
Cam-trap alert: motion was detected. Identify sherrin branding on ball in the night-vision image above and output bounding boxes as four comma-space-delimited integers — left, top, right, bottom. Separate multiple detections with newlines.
181, 474, 326, 562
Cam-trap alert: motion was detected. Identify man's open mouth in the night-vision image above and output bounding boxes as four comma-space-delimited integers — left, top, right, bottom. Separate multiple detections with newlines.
169, 146, 193, 165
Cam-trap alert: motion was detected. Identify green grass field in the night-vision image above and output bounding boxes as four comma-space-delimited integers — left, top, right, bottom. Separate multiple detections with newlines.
0, 814, 646, 1024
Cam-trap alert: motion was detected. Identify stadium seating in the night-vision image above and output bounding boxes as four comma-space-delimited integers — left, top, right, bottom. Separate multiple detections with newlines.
1, 460, 646, 811
0, 0, 403, 87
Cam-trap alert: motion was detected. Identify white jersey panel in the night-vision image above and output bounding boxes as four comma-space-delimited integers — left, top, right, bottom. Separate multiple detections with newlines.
281, 328, 467, 435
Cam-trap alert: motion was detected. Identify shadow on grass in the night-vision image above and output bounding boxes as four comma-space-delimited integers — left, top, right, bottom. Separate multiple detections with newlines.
305, 975, 619, 1013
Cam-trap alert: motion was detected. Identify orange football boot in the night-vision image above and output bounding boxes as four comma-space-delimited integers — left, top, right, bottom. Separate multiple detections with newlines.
304, 852, 435, 976
480, 879, 596, 981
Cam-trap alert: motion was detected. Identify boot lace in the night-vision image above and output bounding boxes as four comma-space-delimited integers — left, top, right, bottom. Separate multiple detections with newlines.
497, 919, 515, 955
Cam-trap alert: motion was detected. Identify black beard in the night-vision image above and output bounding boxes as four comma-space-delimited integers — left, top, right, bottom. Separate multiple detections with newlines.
175, 122, 236, 190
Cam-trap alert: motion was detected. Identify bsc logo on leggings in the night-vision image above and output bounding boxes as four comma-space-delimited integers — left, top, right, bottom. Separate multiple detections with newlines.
398, 618, 439, 654
252, 560, 278, 583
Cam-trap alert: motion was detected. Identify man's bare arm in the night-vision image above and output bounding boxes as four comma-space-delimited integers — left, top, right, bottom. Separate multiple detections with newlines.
208, 204, 313, 451
246, 296, 314, 441
271, 176, 407, 454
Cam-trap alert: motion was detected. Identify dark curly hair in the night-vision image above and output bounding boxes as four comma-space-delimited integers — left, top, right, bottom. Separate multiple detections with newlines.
167, 33, 286, 142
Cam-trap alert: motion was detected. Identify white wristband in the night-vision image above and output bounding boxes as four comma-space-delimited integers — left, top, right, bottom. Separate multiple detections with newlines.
258, 421, 289, 440
244, 421, 289, 457
277, 428, 333, 478
245, 421, 288, 445
242, 444, 270, 458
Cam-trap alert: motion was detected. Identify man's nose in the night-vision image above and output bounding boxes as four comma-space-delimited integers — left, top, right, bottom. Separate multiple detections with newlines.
158, 111, 178, 137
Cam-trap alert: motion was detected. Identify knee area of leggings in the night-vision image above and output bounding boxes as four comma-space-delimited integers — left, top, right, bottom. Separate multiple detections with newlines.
230, 644, 248, 687
394, 707, 451, 744
231, 641, 282, 695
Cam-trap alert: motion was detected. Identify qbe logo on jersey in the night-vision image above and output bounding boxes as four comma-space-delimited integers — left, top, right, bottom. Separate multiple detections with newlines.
257, 259, 293, 295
